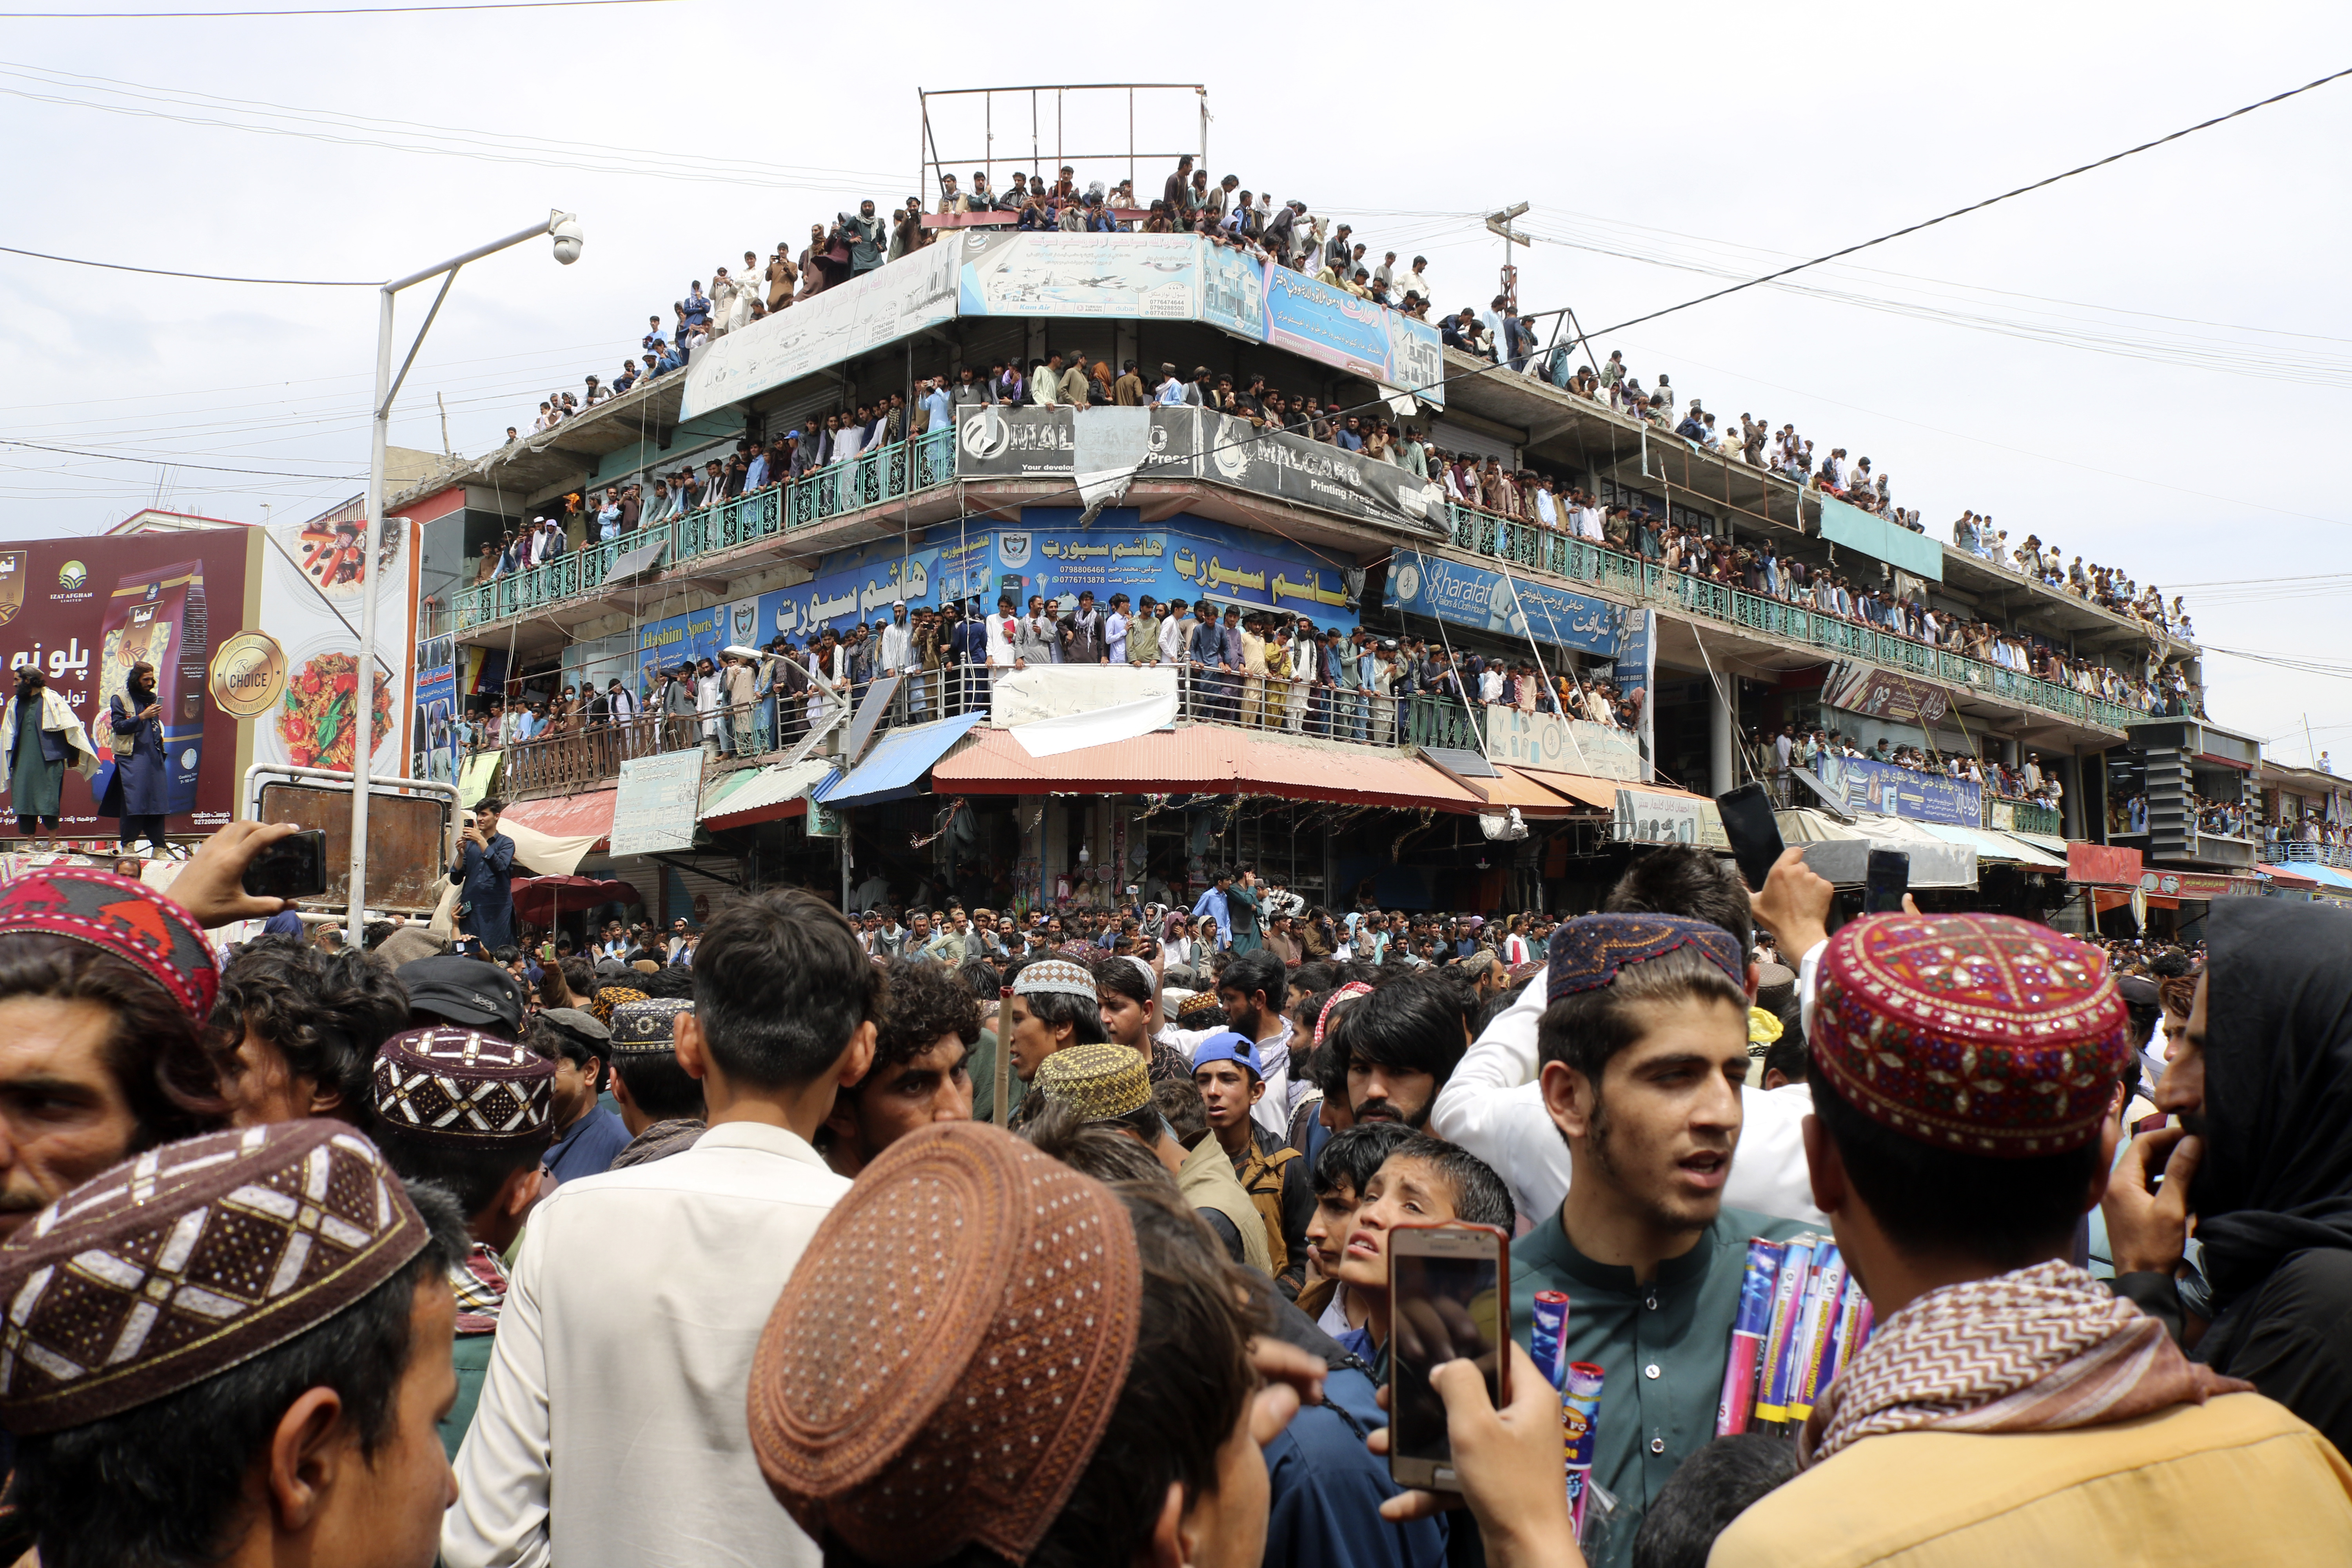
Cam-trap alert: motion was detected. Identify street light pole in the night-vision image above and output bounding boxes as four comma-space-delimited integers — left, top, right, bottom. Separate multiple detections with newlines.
348, 210, 583, 944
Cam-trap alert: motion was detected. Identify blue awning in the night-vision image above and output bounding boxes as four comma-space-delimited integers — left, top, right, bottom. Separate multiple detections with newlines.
2299, 861, 2352, 892
815, 713, 985, 809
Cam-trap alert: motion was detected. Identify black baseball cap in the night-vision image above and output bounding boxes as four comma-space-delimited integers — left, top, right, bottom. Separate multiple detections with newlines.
398, 954, 528, 1036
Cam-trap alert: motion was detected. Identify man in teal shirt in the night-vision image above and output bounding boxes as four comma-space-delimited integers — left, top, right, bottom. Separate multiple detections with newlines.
1507, 907, 1807, 1568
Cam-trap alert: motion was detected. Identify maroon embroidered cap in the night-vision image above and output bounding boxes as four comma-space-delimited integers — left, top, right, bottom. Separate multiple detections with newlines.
1811, 913, 2131, 1156
0, 866, 217, 1021
0, 1121, 428, 1434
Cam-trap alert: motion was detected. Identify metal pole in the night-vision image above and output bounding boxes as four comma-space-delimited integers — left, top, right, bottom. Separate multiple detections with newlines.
350, 285, 394, 945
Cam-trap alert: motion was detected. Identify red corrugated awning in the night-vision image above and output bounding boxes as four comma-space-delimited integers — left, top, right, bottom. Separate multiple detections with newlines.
500, 789, 616, 843
931, 726, 1486, 812
2259, 863, 2320, 892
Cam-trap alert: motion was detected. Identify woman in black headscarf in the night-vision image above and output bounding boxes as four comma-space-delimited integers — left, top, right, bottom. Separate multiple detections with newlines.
2104, 895, 2352, 1455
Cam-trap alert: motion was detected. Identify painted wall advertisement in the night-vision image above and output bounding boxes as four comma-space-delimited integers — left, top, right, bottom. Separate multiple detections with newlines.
1815, 751, 1983, 828
0, 521, 418, 834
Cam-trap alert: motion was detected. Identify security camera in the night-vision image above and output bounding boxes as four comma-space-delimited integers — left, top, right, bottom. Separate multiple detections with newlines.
550, 210, 584, 266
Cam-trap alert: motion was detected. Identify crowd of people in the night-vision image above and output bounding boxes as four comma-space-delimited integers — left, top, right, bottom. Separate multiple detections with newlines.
466, 590, 1651, 780
1750, 726, 2069, 811
1952, 517, 2194, 640
7, 819, 2351, 1568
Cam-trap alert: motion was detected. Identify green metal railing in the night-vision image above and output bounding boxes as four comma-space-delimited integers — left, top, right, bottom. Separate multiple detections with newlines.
1441, 505, 2147, 733
452, 428, 956, 630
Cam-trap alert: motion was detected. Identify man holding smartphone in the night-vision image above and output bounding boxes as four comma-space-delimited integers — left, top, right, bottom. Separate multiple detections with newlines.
451, 799, 518, 951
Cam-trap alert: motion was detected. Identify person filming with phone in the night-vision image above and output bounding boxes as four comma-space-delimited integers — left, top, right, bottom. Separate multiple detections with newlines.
451, 797, 519, 950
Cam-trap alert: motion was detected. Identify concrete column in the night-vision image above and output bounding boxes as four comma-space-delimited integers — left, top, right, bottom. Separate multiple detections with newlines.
2002, 736, 2021, 769
1709, 679, 1736, 797
2060, 753, 2085, 839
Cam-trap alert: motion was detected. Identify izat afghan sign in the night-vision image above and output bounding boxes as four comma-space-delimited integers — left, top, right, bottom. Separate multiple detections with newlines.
1384, 554, 1621, 658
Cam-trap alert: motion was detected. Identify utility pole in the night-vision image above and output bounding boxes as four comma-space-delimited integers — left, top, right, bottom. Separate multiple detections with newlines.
1486, 201, 1530, 312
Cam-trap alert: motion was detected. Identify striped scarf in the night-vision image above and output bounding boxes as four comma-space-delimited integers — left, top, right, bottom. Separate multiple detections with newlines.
1801, 1259, 2250, 1467
451, 1243, 511, 1336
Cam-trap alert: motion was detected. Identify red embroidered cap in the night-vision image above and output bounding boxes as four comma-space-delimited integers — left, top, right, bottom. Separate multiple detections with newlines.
1810, 913, 2131, 1156
0, 867, 217, 1021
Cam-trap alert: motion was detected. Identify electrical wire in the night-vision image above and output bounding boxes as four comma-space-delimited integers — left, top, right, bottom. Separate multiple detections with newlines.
3, 0, 676, 16
0, 437, 361, 479
1587, 64, 2352, 338
0, 242, 372, 285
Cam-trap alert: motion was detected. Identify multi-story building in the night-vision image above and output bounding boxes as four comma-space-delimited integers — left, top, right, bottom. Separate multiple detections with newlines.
392, 222, 2216, 929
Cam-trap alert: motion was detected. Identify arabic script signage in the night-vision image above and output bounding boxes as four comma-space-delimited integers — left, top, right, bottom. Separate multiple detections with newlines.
1384, 554, 1620, 657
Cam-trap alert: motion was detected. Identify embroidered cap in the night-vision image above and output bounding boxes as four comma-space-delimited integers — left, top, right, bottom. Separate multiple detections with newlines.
1546, 913, 1744, 1005
0, 1122, 428, 1434
0, 867, 216, 1021
1035, 1042, 1151, 1122
748, 1122, 1141, 1565
610, 997, 693, 1058
1010, 957, 1097, 1003
1810, 913, 2131, 1156
587, 984, 648, 1025
370, 1026, 554, 1147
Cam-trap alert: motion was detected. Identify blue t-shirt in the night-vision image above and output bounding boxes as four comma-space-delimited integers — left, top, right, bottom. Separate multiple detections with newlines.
543, 1106, 632, 1185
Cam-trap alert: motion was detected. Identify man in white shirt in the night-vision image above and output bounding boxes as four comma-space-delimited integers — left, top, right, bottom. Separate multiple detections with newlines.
1428, 845, 1827, 1229
444, 890, 880, 1568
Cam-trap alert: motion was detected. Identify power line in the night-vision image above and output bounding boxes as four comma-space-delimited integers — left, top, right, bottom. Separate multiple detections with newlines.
0, 242, 373, 285
1590, 64, 2352, 338
2, 0, 674, 16
0, 438, 361, 479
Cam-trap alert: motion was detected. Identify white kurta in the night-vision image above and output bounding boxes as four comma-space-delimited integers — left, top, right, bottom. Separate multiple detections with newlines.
444, 1123, 851, 1568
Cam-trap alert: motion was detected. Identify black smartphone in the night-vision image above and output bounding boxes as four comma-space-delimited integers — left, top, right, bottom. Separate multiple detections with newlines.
1716, 782, 1785, 893
1864, 848, 1911, 915
241, 828, 328, 902
1388, 1223, 1510, 1493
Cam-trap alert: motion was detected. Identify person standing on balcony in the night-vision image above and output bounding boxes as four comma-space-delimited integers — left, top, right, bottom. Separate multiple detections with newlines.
1188, 605, 1229, 722
722, 653, 757, 757
1239, 612, 1269, 728
1058, 590, 1108, 664
1103, 594, 1130, 664
1159, 597, 1193, 667
879, 599, 914, 714
843, 200, 886, 276
1015, 594, 1056, 668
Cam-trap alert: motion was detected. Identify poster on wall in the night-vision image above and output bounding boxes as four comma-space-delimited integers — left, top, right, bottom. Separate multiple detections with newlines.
1384, 553, 1619, 655
0, 519, 417, 834
1815, 751, 1982, 827
998, 509, 1359, 628
1821, 661, 1951, 727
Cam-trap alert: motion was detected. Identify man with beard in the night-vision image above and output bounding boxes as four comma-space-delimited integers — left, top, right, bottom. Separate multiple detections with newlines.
1507, 913, 1808, 1568
1322, 970, 1469, 1129
1214, 949, 1295, 1143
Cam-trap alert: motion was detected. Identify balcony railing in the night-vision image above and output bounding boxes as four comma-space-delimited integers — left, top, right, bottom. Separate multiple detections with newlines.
476, 663, 1540, 802
452, 428, 958, 630
2272, 840, 2352, 871
1441, 506, 2149, 733
447, 424, 2143, 737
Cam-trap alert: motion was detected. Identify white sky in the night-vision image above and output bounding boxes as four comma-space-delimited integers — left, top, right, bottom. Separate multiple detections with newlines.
2, 0, 2347, 764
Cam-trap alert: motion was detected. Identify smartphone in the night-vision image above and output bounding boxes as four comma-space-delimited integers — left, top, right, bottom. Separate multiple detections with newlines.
1387, 1223, 1510, 1493
1716, 782, 1785, 893
1864, 848, 1911, 915
241, 828, 328, 902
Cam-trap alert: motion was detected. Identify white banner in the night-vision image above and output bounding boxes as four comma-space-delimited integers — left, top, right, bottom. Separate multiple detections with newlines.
680, 241, 960, 420
989, 665, 1179, 728
610, 749, 706, 857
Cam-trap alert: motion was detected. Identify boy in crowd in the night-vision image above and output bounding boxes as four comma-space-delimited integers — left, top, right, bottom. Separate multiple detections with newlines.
1194, 1031, 1315, 1297
1510, 912, 1808, 1568
367, 1024, 557, 1457
1330, 1131, 1516, 1379
604, 997, 708, 1169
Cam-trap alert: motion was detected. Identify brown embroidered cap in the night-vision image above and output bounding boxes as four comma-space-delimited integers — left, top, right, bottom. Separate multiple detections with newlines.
747, 1121, 1142, 1565
0, 1121, 428, 1434
371, 1026, 555, 1147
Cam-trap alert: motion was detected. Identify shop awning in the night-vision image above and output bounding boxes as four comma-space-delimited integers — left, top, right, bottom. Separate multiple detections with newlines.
499, 789, 617, 876
929, 725, 1488, 813
2259, 862, 2322, 892
816, 713, 986, 810
1818, 812, 1979, 888
1916, 822, 2068, 870
1480, 768, 1589, 819
702, 759, 837, 830
1520, 767, 1696, 813
2291, 861, 2352, 892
